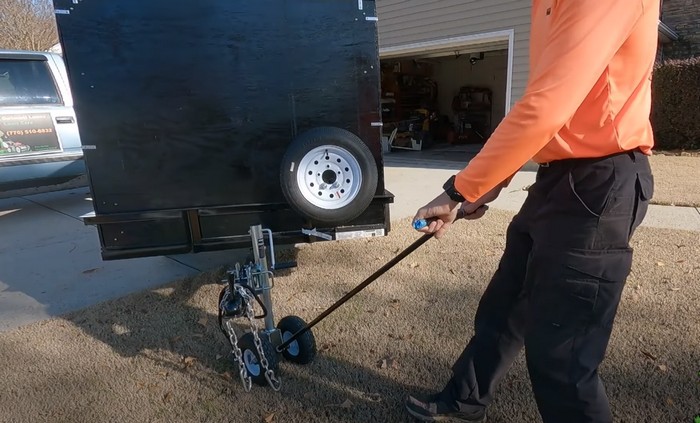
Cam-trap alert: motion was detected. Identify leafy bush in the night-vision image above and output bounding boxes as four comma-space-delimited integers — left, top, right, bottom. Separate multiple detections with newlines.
651, 57, 700, 151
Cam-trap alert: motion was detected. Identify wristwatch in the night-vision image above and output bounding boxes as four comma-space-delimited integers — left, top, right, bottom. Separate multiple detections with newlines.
442, 175, 466, 203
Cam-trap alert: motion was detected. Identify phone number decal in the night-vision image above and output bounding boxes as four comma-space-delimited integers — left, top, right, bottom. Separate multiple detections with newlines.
5, 128, 54, 136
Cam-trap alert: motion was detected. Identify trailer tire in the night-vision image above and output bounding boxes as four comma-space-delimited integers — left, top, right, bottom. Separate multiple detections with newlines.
277, 315, 317, 365
280, 127, 378, 226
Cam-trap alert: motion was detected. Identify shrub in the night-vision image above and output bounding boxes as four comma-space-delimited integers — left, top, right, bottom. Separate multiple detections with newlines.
650, 57, 700, 151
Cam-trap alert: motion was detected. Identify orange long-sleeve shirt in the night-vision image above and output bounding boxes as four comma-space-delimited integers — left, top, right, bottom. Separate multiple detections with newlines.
455, 0, 660, 202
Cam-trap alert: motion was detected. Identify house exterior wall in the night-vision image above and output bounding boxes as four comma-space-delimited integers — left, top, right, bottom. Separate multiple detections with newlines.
375, 0, 532, 106
661, 0, 700, 59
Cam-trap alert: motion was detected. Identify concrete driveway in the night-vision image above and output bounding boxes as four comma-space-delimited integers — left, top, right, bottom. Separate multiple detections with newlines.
1, 149, 699, 332
0, 188, 236, 332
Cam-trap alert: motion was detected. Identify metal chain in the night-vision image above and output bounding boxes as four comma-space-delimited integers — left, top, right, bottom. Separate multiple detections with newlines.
223, 317, 251, 392
224, 263, 254, 392
236, 285, 282, 391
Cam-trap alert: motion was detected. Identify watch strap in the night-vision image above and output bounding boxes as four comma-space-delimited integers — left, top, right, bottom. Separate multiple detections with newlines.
443, 175, 466, 203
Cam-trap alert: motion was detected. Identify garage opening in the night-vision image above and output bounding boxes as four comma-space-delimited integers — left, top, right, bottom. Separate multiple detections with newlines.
379, 35, 512, 158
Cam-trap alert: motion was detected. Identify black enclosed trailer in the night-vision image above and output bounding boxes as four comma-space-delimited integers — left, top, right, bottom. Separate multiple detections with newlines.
53, 0, 392, 261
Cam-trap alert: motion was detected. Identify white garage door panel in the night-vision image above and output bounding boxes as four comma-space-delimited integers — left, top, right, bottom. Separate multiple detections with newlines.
399, 41, 509, 59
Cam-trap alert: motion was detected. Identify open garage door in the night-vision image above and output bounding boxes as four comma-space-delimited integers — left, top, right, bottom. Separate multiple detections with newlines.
378, 32, 513, 162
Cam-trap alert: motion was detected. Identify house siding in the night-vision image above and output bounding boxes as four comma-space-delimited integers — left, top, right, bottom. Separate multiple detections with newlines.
375, 0, 532, 106
661, 0, 700, 59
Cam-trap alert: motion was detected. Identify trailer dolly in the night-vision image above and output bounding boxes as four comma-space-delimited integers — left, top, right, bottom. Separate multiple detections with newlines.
218, 210, 475, 391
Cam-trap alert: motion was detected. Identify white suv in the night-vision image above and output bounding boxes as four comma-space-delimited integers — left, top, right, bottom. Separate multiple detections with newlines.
0, 50, 84, 191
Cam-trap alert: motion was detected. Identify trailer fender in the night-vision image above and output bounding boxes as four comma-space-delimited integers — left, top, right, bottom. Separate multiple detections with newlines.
280, 127, 378, 226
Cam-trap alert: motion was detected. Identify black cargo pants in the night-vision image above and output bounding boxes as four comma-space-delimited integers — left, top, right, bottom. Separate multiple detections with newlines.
441, 150, 654, 423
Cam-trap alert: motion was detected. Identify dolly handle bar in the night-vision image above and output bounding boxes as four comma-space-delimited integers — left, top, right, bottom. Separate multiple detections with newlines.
276, 231, 434, 352
276, 205, 486, 353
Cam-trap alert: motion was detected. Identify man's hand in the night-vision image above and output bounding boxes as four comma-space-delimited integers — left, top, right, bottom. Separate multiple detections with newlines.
412, 192, 488, 239
412, 192, 459, 239
412, 182, 505, 238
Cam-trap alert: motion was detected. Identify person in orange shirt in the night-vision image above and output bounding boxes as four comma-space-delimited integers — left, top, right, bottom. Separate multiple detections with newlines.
406, 1, 658, 422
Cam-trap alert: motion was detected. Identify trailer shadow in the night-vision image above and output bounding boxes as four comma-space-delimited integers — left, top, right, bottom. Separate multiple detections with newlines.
56, 263, 490, 421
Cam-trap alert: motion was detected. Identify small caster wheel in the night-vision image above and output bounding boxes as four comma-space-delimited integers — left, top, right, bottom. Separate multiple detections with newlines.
237, 332, 279, 386
277, 315, 317, 364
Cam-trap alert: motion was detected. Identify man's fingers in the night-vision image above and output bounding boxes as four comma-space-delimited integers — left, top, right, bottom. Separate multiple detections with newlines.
415, 203, 490, 238
425, 220, 436, 233
414, 218, 445, 234
412, 208, 431, 232
429, 219, 442, 233
435, 222, 451, 239
412, 208, 428, 225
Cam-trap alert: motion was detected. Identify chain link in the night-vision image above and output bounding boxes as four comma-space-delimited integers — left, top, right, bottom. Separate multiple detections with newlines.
222, 263, 254, 392
236, 285, 282, 391
223, 317, 251, 392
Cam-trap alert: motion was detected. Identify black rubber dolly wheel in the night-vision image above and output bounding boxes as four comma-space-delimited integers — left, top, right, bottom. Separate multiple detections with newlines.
277, 315, 317, 364
236, 332, 279, 386
280, 127, 378, 226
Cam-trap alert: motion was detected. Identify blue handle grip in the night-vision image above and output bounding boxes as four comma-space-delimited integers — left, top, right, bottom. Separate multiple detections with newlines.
413, 219, 429, 230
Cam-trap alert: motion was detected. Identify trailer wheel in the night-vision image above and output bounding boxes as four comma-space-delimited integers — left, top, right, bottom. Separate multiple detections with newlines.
277, 315, 317, 364
237, 332, 279, 386
280, 127, 378, 226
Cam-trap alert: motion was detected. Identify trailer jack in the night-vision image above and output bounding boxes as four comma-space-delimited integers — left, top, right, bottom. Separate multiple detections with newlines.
217, 225, 316, 392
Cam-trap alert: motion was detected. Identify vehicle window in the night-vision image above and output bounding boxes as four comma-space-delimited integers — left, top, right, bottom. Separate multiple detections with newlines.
0, 59, 62, 106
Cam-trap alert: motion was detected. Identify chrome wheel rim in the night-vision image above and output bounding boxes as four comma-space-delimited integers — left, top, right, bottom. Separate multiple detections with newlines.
296, 145, 362, 210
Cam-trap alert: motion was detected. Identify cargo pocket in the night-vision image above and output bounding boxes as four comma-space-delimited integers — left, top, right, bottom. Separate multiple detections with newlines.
629, 171, 654, 237
530, 248, 633, 329
637, 171, 654, 202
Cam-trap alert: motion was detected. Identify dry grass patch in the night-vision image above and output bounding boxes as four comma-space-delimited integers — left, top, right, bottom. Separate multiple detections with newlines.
649, 154, 700, 207
1, 210, 698, 423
